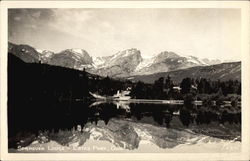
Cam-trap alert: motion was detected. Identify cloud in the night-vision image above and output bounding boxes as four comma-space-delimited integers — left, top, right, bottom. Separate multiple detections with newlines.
8, 9, 54, 38
8, 8, 241, 60
47, 9, 93, 37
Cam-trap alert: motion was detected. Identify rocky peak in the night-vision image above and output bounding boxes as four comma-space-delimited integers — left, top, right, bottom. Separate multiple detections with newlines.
58, 49, 93, 64
109, 48, 142, 62
116, 48, 141, 57
39, 50, 54, 63
8, 42, 40, 63
108, 49, 142, 67
153, 51, 180, 63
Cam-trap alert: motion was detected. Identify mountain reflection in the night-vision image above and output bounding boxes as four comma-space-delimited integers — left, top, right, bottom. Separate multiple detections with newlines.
8, 100, 241, 150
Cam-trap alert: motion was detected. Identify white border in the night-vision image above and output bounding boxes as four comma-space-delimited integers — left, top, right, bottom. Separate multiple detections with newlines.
1, 1, 249, 160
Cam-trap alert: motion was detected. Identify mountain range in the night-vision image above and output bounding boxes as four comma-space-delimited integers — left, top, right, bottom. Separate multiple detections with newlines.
8, 42, 240, 80
127, 61, 241, 84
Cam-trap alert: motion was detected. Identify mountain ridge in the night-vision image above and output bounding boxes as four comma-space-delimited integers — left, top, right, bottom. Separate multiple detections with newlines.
127, 61, 241, 84
8, 42, 240, 78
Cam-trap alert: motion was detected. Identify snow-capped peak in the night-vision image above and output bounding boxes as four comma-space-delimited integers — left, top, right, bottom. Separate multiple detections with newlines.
112, 48, 140, 59
35, 49, 43, 53
122, 48, 139, 57
63, 48, 90, 60
185, 55, 208, 65
92, 57, 106, 68
71, 48, 85, 54
41, 50, 54, 58
135, 57, 155, 71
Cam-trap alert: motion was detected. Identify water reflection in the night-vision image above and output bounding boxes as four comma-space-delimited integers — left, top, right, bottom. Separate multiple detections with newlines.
8, 100, 241, 150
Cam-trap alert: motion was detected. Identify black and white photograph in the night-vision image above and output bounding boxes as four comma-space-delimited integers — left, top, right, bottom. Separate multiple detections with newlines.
0, 1, 250, 160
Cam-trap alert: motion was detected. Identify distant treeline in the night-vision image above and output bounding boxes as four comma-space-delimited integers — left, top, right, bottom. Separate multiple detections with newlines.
130, 76, 241, 100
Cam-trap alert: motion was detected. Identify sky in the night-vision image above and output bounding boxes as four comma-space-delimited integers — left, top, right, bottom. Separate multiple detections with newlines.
8, 8, 241, 60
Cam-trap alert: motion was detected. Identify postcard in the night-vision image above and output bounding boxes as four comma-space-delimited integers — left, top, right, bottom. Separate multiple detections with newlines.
0, 1, 249, 160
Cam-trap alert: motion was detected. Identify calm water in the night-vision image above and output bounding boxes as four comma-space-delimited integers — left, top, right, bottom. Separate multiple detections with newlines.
8, 100, 241, 152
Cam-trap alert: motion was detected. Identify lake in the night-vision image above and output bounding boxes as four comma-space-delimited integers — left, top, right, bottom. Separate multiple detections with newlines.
8, 100, 241, 153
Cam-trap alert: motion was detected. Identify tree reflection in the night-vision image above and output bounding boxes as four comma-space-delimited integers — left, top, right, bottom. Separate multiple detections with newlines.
179, 108, 192, 127
9, 99, 241, 149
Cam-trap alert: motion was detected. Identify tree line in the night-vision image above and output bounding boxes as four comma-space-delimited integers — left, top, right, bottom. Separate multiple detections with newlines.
130, 76, 241, 100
